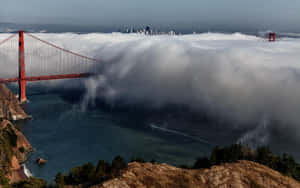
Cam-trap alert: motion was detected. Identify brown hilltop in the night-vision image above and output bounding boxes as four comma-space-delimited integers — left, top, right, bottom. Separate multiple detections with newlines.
90, 161, 300, 188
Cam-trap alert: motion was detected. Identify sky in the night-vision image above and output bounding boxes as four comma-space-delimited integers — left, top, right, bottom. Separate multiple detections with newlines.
1, 0, 300, 32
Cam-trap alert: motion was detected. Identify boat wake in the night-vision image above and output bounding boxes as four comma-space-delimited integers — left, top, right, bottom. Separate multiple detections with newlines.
149, 123, 212, 145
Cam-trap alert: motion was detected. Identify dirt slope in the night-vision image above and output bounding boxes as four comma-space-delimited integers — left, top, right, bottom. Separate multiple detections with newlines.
91, 161, 300, 188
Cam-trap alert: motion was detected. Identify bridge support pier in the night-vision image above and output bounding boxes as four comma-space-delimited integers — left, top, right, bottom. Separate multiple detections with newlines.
18, 31, 27, 103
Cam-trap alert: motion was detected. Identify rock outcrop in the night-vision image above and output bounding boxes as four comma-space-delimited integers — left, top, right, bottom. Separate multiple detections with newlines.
0, 84, 32, 184
0, 120, 32, 162
0, 84, 28, 121
0, 120, 32, 183
92, 161, 300, 188
36, 158, 47, 165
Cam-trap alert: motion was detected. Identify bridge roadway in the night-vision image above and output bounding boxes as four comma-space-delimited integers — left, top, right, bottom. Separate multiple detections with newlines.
0, 73, 91, 84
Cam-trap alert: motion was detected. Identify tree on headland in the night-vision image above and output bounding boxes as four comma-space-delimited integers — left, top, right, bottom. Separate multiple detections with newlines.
12, 177, 47, 188
54, 172, 64, 188
56, 156, 128, 186
192, 144, 300, 182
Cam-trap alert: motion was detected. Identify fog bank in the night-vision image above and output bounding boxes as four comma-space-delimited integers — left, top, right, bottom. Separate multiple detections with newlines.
1, 32, 300, 145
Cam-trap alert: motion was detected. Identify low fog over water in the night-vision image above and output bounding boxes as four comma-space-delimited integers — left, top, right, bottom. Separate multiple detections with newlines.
2, 32, 300, 179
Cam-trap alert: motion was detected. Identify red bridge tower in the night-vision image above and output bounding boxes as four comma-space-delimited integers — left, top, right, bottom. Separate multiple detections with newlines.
18, 31, 27, 103
0, 31, 97, 103
269, 33, 276, 42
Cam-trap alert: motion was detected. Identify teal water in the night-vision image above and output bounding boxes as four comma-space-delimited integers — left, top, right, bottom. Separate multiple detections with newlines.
10, 83, 300, 182
15, 85, 213, 182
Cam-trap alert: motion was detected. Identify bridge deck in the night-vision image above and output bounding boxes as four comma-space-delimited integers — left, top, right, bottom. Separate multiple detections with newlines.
0, 73, 90, 84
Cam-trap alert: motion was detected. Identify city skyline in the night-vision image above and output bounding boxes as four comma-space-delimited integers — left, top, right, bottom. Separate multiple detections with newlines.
1, 0, 300, 32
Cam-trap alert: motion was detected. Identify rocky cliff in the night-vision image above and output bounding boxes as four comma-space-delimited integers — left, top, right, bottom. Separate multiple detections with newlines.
0, 120, 32, 183
0, 84, 32, 183
92, 161, 300, 188
0, 84, 28, 121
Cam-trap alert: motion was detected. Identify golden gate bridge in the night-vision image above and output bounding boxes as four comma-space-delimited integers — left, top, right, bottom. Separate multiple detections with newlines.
0, 31, 99, 103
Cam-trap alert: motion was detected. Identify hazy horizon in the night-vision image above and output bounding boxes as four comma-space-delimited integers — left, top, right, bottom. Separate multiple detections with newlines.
1, 0, 300, 33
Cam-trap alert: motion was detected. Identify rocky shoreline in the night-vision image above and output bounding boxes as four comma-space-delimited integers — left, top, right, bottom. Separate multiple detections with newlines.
0, 84, 29, 121
0, 120, 32, 183
0, 84, 32, 183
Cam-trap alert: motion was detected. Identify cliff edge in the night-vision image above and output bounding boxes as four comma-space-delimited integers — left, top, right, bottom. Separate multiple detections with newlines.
0, 84, 28, 121
92, 161, 300, 188
0, 120, 32, 183
0, 84, 32, 183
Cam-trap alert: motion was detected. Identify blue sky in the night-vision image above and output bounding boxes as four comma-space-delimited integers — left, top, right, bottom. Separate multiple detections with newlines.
1, 0, 300, 31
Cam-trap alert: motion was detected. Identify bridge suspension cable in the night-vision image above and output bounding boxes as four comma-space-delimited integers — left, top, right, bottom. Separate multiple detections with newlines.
0, 31, 100, 102
24, 33, 98, 62
0, 33, 18, 47
0, 33, 19, 79
23, 32, 99, 77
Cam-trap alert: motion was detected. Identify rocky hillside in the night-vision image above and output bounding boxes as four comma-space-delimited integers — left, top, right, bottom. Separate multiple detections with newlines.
92, 161, 300, 188
0, 120, 32, 183
0, 84, 32, 184
0, 84, 28, 121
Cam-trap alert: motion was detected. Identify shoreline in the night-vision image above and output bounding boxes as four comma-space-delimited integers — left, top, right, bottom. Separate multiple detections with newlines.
0, 84, 34, 183
9, 160, 32, 183
10, 168, 27, 183
22, 164, 32, 179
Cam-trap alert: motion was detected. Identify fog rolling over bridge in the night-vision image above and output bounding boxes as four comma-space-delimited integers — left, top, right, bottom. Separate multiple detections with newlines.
1, 31, 300, 180
1, 32, 300, 147
0, 31, 99, 102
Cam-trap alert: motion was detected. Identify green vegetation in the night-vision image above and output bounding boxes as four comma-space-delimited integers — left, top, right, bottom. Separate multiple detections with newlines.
0, 171, 10, 187
192, 144, 300, 181
0, 177, 48, 188
130, 157, 156, 164
55, 155, 127, 187
130, 157, 146, 163
0, 125, 16, 173
53, 156, 156, 187
2, 124, 18, 147
12, 177, 47, 188
1, 144, 300, 188
18, 146, 25, 153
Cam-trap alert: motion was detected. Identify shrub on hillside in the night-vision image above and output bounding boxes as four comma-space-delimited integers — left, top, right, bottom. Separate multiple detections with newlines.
12, 177, 47, 188
193, 144, 300, 181
0, 171, 10, 186
58, 156, 127, 186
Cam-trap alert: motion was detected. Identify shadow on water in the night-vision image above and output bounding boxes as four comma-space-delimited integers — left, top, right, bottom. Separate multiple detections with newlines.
10, 84, 213, 181
56, 86, 300, 163
6, 83, 300, 181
